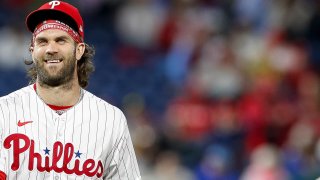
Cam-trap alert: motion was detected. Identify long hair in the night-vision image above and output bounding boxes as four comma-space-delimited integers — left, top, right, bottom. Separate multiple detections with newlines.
25, 43, 95, 88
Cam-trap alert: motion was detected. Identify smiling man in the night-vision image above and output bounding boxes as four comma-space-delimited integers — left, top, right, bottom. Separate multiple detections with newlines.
0, 1, 141, 179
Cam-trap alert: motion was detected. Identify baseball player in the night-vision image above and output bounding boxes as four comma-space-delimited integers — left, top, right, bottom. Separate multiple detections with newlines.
0, 1, 141, 179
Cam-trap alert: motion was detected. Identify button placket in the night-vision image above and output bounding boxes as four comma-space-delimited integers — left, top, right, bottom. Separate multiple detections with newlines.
54, 115, 66, 140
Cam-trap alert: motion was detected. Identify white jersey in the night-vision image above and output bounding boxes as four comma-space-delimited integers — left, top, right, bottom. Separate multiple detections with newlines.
0, 85, 141, 180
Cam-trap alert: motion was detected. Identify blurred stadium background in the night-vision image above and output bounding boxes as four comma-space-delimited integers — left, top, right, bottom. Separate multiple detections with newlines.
1, 0, 320, 179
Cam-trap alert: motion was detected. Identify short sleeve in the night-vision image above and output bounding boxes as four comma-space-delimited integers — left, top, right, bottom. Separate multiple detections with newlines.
104, 110, 141, 180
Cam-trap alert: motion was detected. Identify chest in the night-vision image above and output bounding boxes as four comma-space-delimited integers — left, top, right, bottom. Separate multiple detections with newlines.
1, 101, 117, 179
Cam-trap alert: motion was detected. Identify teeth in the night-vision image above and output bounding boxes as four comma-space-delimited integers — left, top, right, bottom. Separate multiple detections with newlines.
46, 60, 61, 63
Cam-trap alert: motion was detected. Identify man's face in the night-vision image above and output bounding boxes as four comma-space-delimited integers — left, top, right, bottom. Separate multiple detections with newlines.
31, 29, 78, 87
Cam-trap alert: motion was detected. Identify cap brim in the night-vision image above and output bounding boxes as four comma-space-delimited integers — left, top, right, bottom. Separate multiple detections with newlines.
26, 9, 79, 33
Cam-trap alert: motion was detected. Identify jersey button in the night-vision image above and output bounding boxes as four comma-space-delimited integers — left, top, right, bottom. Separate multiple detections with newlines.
55, 176, 59, 180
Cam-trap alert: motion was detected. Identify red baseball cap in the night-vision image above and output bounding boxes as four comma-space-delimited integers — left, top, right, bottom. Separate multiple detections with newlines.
26, 1, 84, 41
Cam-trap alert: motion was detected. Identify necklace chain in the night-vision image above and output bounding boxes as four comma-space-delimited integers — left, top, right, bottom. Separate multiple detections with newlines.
36, 87, 84, 115
55, 89, 83, 115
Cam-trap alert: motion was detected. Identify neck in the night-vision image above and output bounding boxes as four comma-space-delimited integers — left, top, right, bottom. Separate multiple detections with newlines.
35, 81, 82, 106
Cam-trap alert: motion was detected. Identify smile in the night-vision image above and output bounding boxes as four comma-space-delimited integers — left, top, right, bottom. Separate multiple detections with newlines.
45, 59, 62, 63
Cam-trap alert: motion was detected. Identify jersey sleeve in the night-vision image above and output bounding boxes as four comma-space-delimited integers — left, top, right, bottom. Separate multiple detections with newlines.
0, 103, 7, 180
104, 110, 141, 180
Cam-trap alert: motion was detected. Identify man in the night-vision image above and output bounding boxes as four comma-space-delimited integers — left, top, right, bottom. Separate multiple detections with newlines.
0, 1, 141, 179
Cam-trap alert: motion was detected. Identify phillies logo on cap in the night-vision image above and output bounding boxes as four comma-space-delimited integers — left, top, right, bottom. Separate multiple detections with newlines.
49, 0, 61, 9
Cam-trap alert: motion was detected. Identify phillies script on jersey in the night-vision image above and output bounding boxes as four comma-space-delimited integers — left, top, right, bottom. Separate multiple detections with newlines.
4, 133, 104, 177
0, 85, 141, 179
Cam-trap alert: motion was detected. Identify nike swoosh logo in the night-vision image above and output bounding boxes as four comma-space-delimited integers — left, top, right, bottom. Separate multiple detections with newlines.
17, 120, 33, 127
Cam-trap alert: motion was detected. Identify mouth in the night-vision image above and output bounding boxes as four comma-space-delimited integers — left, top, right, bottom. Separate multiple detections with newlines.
44, 59, 62, 64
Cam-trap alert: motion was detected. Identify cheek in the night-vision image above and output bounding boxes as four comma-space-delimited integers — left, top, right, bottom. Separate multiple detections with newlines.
32, 48, 44, 59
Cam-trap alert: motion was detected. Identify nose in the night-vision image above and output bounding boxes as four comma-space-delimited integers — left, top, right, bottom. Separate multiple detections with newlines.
45, 41, 58, 55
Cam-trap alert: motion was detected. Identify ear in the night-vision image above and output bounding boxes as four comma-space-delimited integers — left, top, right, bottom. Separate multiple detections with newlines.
29, 46, 34, 53
29, 46, 36, 63
76, 43, 85, 60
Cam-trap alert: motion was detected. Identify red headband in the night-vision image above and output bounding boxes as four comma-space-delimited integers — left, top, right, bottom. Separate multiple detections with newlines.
33, 20, 82, 43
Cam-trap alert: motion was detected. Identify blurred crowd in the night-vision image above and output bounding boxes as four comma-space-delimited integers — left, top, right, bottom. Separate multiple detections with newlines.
0, 0, 320, 179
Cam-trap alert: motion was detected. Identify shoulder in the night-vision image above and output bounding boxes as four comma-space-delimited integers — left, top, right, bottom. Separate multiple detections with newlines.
82, 89, 126, 120
82, 90, 128, 134
0, 85, 34, 107
0, 85, 34, 121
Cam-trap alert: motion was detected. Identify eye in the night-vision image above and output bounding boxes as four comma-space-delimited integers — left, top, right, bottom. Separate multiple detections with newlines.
36, 39, 47, 46
57, 38, 66, 44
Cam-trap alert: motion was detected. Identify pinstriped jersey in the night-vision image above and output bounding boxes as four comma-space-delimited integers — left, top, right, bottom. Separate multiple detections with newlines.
0, 84, 141, 180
